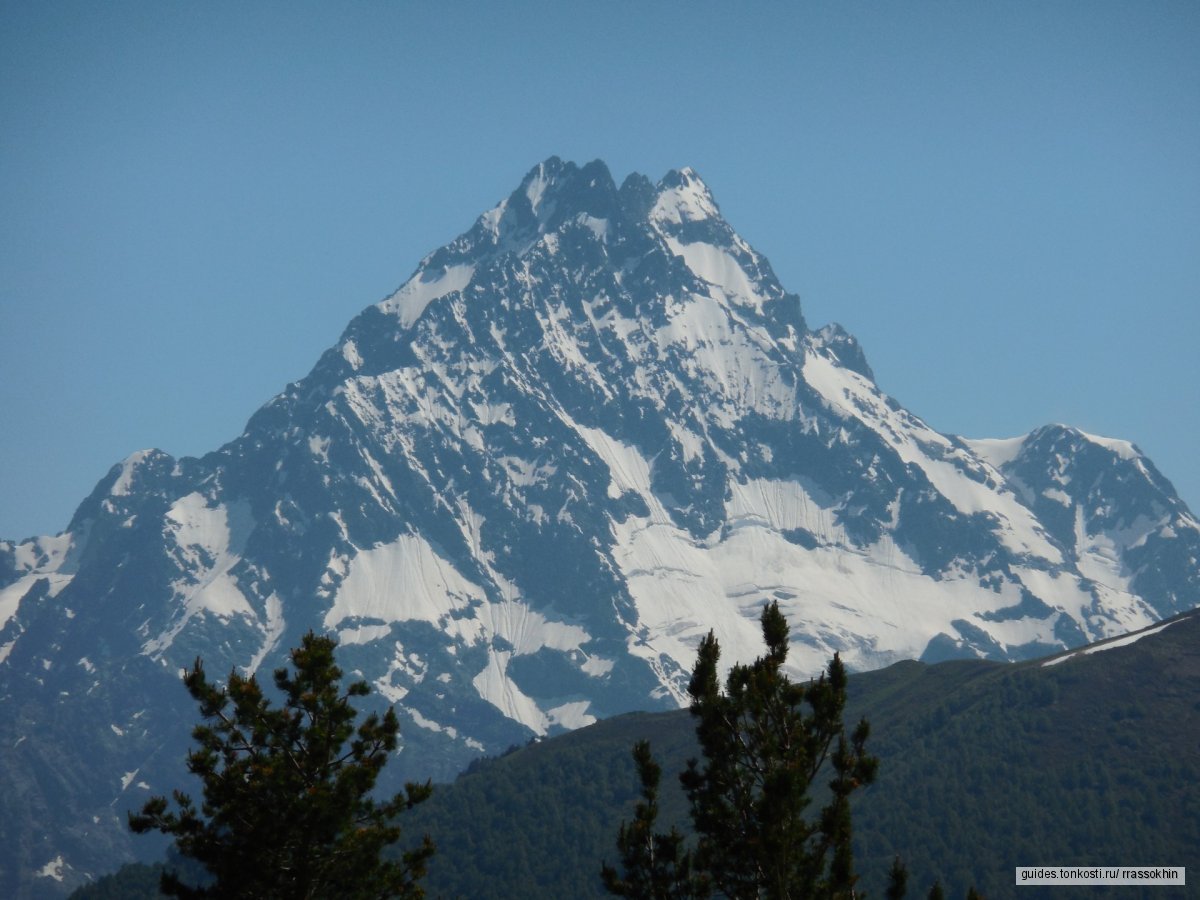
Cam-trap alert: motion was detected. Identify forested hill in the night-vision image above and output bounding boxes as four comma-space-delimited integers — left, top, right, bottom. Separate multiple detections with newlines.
74, 609, 1200, 899
404, 609, 1200, 898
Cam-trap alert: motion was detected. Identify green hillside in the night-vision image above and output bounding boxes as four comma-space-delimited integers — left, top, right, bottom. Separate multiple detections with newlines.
73, 611, 1200, 899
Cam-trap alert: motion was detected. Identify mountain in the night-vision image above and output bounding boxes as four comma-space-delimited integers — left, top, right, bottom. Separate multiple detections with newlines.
71, 608, 1200, 899
2, 157, 1198, 896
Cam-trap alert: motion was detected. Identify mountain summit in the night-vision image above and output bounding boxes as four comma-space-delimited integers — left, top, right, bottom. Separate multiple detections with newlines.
2, 158, 1198, 895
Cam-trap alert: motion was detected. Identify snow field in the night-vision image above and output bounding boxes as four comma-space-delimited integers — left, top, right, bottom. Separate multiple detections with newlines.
324, 530, 602, 734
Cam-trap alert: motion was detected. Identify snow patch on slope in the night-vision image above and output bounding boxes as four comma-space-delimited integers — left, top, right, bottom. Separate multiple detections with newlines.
324, 532, 594, 732
35, 855, 65, 883
244, 593, 284, 675
142, 495, 256, 657
1042, 615, 1186, 667
1, 532, 77, 632
110, 449, 157, 496
653, 291, 797, 420
379, 264, 475, 328
651, 168, 720, 225
324, 533, 485, 629
663, 237, 768, 313
964, 435, 1028, 470
473, 648, 548, 734
1077, 430, 1139, 460
547, 700, 596, 729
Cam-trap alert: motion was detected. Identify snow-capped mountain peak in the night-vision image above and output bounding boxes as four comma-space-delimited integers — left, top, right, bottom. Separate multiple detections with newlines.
2, 157, 1198, 896
651, 166, 721, 225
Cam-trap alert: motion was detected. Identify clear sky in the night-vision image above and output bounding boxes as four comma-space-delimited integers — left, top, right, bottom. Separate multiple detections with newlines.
2, 1, 1198, 540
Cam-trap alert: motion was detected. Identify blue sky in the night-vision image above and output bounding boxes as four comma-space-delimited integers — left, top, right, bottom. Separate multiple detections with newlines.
2, 1, 1198, 540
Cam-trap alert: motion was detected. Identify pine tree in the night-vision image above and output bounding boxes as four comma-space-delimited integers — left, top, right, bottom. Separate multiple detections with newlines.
129, 631, 434, 899
603, 602, 878, 899
601, 740, 706, 899
886, 856, 908, 900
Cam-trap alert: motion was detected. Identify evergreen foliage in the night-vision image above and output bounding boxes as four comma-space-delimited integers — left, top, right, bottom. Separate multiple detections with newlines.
84, 610, 1200, 899
128, 631, 434, 899
603, 602, 878, 899
885, 856, 908, 900
601, 740, 702, 899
